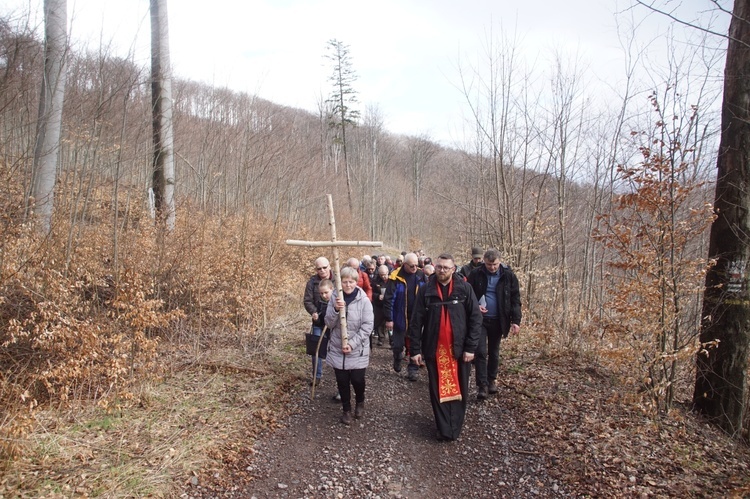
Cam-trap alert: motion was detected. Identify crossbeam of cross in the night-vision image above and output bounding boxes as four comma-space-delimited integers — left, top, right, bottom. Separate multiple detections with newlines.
286, 194, 382, 350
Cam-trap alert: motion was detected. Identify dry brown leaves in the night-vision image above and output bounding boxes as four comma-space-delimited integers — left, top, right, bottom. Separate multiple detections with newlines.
500, 332, 750, 498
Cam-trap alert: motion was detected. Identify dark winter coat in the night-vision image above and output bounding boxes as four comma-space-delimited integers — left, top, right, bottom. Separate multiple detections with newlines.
467, 264, 522, 337
303, 271, 333, 315
408, 275, 483, 361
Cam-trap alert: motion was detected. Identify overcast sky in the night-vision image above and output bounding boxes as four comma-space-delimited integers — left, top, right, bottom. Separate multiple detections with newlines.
4, 0, 731, 145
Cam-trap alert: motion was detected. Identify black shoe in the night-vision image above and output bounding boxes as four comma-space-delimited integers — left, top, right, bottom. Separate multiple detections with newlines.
340, 411, 352, 425
332, 392, 341, 401
354, 402, 365, 419
393, 357, 402, 373
436, 431, 455, 442
477, 385, 488, 400
488, 380, 498, 394
407, 371, 418, 382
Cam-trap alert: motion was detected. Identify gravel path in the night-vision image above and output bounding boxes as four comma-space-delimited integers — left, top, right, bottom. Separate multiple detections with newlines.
194, 343, 569, 498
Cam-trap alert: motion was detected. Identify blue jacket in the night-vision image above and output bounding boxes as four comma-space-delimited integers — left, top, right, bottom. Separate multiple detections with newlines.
382, 267, 425, 331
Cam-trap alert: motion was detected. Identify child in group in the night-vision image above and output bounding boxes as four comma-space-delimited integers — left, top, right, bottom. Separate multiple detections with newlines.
310, 279, 333, 386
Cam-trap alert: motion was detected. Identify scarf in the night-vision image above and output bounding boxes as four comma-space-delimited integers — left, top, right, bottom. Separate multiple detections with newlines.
436, 279, 462, 403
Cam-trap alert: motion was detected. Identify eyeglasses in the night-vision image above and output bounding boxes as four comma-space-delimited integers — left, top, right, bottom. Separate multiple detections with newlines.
435, 265, 454, 271
316, 266, 329, 271
404, 263, 417, 269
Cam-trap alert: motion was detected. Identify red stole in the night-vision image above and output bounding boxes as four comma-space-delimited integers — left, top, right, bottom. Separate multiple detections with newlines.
436, 279, 462, 403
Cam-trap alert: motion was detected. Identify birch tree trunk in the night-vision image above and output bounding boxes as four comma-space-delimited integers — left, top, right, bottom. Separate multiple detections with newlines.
150, 0, 175, 231
31, 0, 67, 234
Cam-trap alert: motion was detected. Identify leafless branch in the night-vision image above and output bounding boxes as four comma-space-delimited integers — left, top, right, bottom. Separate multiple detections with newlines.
632, 0, 750, 49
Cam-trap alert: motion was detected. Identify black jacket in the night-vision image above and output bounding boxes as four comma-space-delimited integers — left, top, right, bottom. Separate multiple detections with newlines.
408, 275, 483, 361
467, 264, 522, 337
456, 261, 481, 279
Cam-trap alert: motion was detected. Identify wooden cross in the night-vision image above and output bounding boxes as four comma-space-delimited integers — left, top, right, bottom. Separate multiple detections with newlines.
286, 194, 382, 350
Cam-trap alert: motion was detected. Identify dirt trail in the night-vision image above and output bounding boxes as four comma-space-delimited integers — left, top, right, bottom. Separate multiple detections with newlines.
190, 343, 566, 498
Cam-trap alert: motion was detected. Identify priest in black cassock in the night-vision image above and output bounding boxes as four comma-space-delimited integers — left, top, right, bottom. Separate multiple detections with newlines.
408, 253, 483, 441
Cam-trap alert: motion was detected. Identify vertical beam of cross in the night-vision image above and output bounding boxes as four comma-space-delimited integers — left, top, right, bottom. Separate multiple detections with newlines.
286, 194, 382, 349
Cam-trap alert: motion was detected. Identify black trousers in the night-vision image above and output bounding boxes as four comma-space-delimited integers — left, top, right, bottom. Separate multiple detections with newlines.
426, 358, 471, 440
474, 317, 502, 386
333, 367, 366, 413
391, 328, 419, 374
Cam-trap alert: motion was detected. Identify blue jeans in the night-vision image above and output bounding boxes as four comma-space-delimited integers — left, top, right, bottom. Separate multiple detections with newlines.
311, 326, 325, 379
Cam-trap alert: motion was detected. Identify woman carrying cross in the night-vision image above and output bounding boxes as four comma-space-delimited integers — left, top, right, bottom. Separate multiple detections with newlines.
325, 266, 373, 425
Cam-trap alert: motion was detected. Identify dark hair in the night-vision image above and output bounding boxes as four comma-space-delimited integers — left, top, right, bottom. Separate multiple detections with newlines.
436, 253, 454, 264
483, 248, 501, 262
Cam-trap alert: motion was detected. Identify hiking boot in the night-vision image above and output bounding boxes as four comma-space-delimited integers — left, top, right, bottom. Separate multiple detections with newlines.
407, 371, 418, 382
340, 411, 352, 425
354, 402, 365, 419
393, 357, 402, 373
477, 385, 488, 400
488, 380, 498, 394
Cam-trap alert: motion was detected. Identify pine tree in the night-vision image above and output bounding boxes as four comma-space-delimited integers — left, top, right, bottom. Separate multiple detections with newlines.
325, 39, 360, 213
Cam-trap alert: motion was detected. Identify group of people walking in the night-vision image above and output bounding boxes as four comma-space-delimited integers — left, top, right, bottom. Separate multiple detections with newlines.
302, 247, 522, 441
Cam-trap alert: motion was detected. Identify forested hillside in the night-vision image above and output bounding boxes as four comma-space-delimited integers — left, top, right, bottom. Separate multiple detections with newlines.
0, 2, 748, 496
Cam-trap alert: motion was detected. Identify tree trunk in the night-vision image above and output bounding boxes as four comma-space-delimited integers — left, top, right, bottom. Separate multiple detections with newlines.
693, 0, 750, 438
150, 0, 175, 231
31, 0, 67, 234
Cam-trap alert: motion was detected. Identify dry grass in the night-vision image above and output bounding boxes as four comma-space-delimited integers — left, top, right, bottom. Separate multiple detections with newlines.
0, 313, 310, 498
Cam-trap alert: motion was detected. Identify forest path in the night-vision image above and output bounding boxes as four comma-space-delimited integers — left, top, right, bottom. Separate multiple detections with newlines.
190, 343, 565, 498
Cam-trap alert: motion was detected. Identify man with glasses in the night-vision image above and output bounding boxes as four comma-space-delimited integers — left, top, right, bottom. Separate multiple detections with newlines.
383, 252, 425, 381
304, 256, 340, 398
408, 253, 483, 441
304, 257, 334, 321
457, 247, 484, 279
467, 248, 522, 400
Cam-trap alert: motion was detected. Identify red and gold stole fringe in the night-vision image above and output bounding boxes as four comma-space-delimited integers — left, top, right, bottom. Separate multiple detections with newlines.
436, 279, 461, 403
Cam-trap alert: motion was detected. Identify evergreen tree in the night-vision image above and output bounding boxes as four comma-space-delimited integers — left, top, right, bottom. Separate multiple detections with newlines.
325, 39, 359, 212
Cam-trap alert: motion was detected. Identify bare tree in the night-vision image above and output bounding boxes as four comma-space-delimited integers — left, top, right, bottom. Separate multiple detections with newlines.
407, 134, 437, 212
539, 51, 588, 333
31, 0, 67, 234
150, 0, 175, 231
